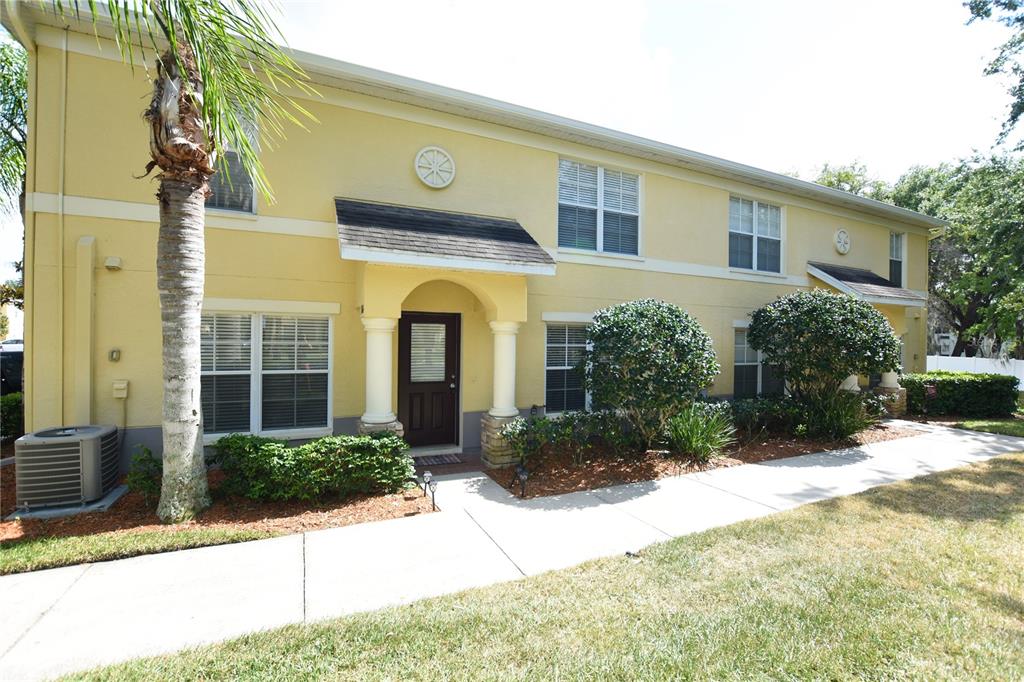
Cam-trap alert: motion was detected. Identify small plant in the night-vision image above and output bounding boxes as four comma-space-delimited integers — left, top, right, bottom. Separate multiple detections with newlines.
1, 391, 24, 442
801, 390, 876, 440
500, 416, 553, 465
125, 446, 162, 508
666, 402, 736, 463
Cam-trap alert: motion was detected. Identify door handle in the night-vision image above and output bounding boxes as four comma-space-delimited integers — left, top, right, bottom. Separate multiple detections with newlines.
449, 383, 456, 389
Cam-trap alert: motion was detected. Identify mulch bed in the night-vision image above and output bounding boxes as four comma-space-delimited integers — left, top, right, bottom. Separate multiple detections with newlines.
0, 466, 433, 545
486, 422, 926, 499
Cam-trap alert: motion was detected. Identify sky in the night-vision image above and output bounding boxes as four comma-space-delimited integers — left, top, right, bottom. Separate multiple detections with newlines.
0, 0, 1018, 338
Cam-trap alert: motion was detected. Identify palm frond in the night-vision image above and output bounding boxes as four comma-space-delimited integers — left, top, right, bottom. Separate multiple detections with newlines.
51, 0, 317, 202
0, 37, 27, 212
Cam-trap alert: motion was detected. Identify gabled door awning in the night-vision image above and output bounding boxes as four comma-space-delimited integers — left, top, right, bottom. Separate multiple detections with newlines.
336, 198, 556, 276
807, 261, 926, 307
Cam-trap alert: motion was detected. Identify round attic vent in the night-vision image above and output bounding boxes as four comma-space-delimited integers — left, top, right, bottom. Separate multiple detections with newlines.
415, 146, 456, 188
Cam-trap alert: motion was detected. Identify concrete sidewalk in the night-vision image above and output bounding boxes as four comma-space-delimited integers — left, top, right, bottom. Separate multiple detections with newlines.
2, 423, 1022, 680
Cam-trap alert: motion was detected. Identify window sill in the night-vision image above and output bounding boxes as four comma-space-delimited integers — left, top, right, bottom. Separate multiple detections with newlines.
557, 248, 645, 263
205, 207, 258, 221
728, 267, 788, 280
203, 426, 332, 446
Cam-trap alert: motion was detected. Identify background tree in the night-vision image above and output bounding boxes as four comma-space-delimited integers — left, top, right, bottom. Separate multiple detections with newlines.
584, 299, 719, 448
55, 1, 314, 521
967, 0, 1024, 149
813, 162, 891, 201
0, 37, 26, 311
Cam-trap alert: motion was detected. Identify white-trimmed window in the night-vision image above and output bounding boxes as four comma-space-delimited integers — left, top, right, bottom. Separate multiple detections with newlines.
207, 118, 256, 213
729, 197, 781, 273
201, 313, 330, 436
889, 232, 904, 286
558, 159, 640, 256
545, 323, 589, 412
733, 329, 784, 398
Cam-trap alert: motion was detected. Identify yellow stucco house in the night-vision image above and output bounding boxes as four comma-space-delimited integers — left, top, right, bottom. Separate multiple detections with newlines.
4, 7, 941, 467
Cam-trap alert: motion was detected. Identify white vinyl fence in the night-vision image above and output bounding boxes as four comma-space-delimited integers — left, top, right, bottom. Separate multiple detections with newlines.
926, 355, 1024, 384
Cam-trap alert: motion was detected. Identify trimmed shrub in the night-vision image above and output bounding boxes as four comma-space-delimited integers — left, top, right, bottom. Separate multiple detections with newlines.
212, 432, 414, 502
125, 445, 162, 508
748, 290, 901, 439
731, 396, 804, 438
666, 402, 736, 463
499, 410, 641, 466
1, 391, 23, 442
903, 371, 1020, 417
585, 299, 719, 448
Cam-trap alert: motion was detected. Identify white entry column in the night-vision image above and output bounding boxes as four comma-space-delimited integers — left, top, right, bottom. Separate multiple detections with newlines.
481, 321, 520, 468
488, 321, 520, 418
359, 317, 402, 435
840, 374, 861, 392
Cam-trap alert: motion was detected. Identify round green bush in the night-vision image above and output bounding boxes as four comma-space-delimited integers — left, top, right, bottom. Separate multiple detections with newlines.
747, 290, 901, 439
584, 298, 719, 448
748, 290, 901, 399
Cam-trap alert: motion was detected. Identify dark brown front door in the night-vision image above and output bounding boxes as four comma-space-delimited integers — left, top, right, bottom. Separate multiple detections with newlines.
399, 312, 460, 447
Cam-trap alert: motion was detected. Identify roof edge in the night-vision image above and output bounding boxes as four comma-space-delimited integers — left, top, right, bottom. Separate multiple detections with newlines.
7, 4, 946, 231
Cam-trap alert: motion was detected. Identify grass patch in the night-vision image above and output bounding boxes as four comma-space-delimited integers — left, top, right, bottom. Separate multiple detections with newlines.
72, 453, 1024, 680
1, 528, 275, 575
955, 418, 1024, 438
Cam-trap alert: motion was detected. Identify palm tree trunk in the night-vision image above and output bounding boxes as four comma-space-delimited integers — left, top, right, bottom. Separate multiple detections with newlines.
155, 177, 210, 521
147, 45, 215, 522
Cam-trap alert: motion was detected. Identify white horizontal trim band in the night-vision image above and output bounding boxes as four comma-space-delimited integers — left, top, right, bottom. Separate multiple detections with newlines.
27, 192, 337, 239
551, 248, 810, 286
541, 312, 596, 323
204, 298, 341, 315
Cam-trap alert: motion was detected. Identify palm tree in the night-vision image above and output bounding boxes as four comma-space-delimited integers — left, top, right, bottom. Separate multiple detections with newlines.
53, 1, 314, 521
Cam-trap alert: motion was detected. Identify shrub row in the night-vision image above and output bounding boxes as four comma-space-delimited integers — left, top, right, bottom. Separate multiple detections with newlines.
501, 411, 640, 465
902, 371, 1020, 417
212, 432, 414, 502
1, 392, 23, 442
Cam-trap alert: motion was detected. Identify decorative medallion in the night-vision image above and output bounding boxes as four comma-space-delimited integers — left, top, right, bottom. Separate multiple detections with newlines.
834, 229, 851, 254
415, 146, 456, 189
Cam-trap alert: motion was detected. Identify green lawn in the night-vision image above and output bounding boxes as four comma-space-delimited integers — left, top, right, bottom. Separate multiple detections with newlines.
1, 528, 274, 575
71, 453, 1024, 681
955, 417, 1024, 438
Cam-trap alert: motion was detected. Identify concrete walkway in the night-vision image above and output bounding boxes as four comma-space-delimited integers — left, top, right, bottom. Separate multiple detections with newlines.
2, 422, 1023, 680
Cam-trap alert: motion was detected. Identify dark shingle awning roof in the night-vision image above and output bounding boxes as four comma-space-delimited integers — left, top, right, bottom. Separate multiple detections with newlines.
336, 199, 555, 275
807, 261, 926, 306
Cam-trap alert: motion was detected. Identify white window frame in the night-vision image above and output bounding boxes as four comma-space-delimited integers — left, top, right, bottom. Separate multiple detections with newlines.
206, 116, 258, 216
889, 231, 906, 287
544, 322, 592, 415
202, 311, 333, 444
728, 195, 785, 275
732, 325, 784, 397
557, 158, 643, 257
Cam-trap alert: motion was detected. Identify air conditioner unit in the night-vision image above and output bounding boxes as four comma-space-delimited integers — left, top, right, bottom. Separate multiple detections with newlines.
14, 425, 120, 510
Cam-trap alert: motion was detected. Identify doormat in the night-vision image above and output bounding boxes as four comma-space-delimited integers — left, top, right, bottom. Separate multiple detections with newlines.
414, 454, 462, 466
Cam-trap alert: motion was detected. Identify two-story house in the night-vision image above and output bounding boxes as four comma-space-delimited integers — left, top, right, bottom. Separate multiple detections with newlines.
4, 6, 941, 468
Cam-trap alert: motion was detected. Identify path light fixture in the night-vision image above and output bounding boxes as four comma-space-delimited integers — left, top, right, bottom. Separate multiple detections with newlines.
428, 478, 438, 511
422, 470, 433, 496
514, 462, 529, 498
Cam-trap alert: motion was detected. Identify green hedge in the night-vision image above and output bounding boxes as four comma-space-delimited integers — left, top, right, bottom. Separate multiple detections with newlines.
212, 432, 414, 502
1, 392, 24, 442
903, 371, 1020, 417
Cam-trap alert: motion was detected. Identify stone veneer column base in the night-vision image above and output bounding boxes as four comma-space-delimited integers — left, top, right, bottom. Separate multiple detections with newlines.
481, 413, 519, 469
358, 419, 404, 438
873, 387, 908, 417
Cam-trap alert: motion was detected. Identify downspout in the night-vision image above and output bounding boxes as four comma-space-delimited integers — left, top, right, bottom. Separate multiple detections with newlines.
56, 27, 68, 424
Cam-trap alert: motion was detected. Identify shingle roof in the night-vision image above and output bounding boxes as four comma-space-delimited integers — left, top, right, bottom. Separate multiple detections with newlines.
808, 261, 926, 303
336, 199, 555, 271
